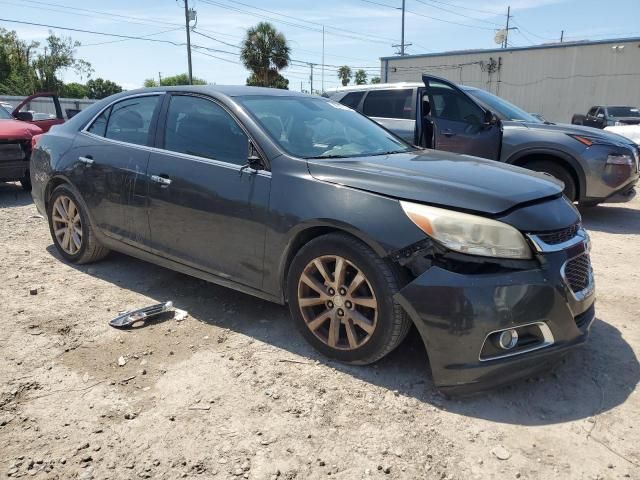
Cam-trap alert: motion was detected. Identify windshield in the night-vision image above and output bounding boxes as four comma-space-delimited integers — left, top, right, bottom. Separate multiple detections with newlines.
608, 106, 640, 118
465, 88, 542, 123
236, 95, 415, 159
0, 106, 12, 120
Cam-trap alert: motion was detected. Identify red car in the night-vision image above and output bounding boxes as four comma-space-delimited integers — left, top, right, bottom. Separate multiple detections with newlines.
0, 93, 65, 190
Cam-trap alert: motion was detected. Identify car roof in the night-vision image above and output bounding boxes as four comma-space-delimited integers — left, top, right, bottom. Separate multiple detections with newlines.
119, 85, 309, 98
326, 81, 478, 94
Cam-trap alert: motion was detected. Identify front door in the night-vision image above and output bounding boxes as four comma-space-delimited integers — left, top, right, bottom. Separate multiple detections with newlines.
146, 93, 270, 289
70, 94, 163, 248
422, 75, 501, 160
13, 93, 65, 132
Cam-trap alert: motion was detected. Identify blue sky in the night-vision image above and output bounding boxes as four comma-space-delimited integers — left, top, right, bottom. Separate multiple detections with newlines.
2, 0, 639, 92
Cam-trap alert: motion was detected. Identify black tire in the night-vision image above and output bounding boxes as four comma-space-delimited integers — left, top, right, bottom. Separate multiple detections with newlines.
20, 174, 32, 191
525, 160, 577, 201
571, 114, 585, 126
287, 232, 412, 365
47, 184, 109, 264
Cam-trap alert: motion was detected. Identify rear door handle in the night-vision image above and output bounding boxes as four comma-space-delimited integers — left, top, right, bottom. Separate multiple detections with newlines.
150, 174, 172, 186
79, 155, 94, 165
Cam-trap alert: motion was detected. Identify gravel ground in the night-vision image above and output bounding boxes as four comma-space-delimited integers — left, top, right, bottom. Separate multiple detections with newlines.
0, 182, 639, 480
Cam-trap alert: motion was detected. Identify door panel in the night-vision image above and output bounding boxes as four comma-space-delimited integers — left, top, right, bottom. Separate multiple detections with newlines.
147, 93, 270, 289
13, 93, 65, 132
70, 94, 162, 248
422, 76, 501, 160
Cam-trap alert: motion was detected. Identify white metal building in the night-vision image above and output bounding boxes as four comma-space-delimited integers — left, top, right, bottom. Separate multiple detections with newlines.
380, 37, 640, 123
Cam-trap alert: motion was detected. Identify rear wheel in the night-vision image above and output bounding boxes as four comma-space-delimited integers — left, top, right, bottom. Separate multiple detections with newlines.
287, 233, 411, 365
47, 184, 109, 264
525, 160, 577, 201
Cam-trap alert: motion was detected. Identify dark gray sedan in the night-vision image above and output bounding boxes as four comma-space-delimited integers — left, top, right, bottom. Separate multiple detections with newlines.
30, 86, 595, 394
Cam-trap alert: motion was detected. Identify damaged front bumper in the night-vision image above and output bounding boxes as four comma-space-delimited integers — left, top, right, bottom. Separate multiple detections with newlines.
395, 238, 595, 395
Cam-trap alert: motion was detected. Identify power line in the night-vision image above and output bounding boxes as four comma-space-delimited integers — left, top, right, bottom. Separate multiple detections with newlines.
413, 0, 502, 27
418, 0, 504, 16
79, 28, 183, 47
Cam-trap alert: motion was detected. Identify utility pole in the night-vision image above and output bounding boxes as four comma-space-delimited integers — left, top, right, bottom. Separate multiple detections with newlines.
158, 72, 162, 86
560, 30, 564, 42
503, 6, 511, 48
321, 26, 325, 94
183, 0, 193, 85
401, 0, 406, 56
309, 63, 315, 95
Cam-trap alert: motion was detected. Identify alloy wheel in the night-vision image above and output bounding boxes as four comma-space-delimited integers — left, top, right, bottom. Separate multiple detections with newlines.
297, 255, 378, 350
51, 195, 83, 255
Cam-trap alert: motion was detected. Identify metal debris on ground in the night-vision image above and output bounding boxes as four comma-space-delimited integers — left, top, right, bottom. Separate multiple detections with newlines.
109, 301, 174, 329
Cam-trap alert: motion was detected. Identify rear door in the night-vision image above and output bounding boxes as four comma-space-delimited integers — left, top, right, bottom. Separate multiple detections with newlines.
146, 93, 270, 289
70, 93, 162, 248
12, 93, 65, 132
422, 75, 501, 160
361, 88, 417, 143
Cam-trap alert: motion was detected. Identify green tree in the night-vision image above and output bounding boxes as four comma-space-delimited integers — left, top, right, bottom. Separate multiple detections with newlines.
370, 76, 381, 84
337, 66, 352, 87
61, 82, 88, 98
354, 69, 367, 85
241, 22, 290, 88
86, 78, 123, 99
143, 73, 207, 87
32, 32, 92, 92
0, 28, 39, 95
246, 72, 289, 90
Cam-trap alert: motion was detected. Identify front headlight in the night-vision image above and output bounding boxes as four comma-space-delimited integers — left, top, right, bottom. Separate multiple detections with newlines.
400, 201, 532, 259
606, 153, 634, 166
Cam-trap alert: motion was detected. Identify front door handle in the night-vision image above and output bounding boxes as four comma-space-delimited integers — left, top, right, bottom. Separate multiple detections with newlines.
79, 155, 94, 165
150, 174, 172, 186
442, 130, 456, 137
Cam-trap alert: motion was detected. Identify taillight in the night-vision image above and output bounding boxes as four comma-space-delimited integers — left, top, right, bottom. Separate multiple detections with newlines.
31, 134, 42, 151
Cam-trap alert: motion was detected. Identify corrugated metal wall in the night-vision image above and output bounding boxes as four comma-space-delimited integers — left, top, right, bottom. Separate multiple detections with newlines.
382, 38, 640, 123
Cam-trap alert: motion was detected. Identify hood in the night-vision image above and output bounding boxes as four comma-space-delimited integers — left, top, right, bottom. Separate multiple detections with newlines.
504, 120, 636, 146
0, 119, 43, 139
307, 150, 563, 215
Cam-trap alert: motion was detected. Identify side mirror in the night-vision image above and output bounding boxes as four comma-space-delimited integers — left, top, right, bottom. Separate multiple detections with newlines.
483, 109, 497, 125
15, 111, 33, 122
596, 113, 605, 119
240, 141, 263, 176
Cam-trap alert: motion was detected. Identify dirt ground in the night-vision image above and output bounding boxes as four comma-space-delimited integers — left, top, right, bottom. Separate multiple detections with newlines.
0, 182, 639, 480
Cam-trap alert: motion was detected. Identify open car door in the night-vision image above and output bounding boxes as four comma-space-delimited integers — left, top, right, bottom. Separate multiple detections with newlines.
12, 92, 65, 133
422, 74, 501, 160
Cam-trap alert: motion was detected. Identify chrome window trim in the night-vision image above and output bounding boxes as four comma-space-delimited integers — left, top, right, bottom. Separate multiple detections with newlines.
478, 321, 554, 362
527, 228, 590, 253
561, 252, 595, 302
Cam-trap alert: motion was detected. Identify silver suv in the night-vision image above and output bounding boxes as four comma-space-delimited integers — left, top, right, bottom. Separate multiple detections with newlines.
328, 74, 639, 206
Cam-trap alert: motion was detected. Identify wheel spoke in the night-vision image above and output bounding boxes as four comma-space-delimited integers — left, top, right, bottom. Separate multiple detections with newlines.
67, 201, 76, 220
73, 213, 80, 225
327, 313, 339, 347
54, 202, 66, 219
351, 296, 377, 309
52, 215, 65, 223
333, 257, 346, 287
347, 271, 366, 295
345, 319, 358, 348
74, 226, 82, 236
71, 232, 82, 250
299, 296, 327, 307
313, 259, 332, 285
307, 310, 331, 332
349, 309, 375, 334
54, 227, 67, 237
300, 273, 329, 298
62, 231, 70, 250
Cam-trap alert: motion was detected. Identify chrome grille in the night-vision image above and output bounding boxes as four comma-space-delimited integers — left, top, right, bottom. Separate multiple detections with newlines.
536, 223, 581, 245
564, 253, 592, 294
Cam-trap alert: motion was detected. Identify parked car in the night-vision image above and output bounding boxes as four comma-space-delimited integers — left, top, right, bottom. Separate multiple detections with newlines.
0, 103, 43, 190
10, 92, 66, 133
572, 105, 640, 129
328, 75, 639, 206
31, 86, 595, 394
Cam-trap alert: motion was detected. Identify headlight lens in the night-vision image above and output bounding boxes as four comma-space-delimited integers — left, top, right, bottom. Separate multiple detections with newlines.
400, 201, 532, 259
606, 153, 634, 165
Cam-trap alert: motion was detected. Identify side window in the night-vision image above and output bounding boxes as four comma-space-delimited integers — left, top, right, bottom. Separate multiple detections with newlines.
87, 107, 111, 137
18, 96, 60, 120
163, 95, 248, 165
104, 96, 159, 146
363, 89, 414, 119
587, 107, 597, 117
339, 91, 365, 110
428, 82, 483, 125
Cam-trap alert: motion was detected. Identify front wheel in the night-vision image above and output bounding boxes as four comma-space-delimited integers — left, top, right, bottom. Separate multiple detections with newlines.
47, 184, 109, 264
525, 161, 577, 201
287, 233, 411, 365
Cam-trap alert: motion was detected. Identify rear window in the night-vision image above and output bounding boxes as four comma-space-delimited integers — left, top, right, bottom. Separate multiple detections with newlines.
363, 89, 414, 120
338, 91, 365, 110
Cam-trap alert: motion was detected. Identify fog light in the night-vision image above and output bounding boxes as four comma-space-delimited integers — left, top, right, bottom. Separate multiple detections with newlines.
498, 329, 519, 350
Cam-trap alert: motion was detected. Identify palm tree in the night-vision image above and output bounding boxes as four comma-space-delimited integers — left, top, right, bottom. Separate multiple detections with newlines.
354, 69, 367, 85
240, 22, 290, 88
337, 66, 352, 86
